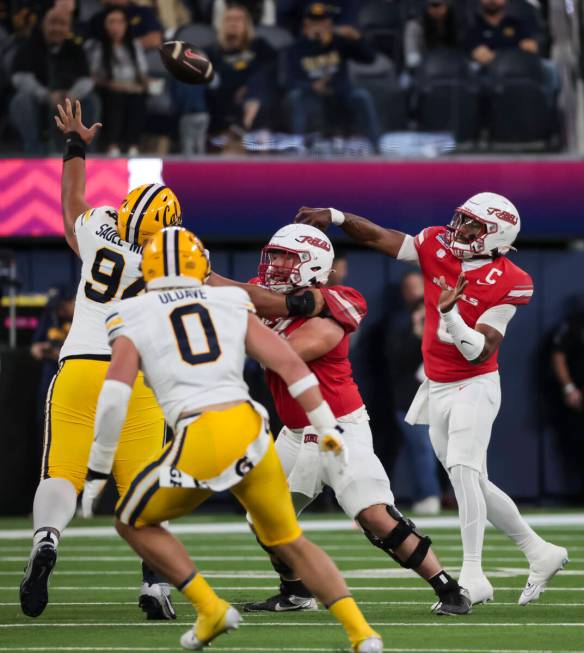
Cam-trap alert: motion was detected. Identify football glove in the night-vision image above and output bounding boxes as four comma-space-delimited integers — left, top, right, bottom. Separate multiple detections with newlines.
318, 425, 348, 467
81, 469, 109, 518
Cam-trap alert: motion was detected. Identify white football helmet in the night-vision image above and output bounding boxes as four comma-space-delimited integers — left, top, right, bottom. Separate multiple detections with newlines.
444, 192, 521, 260
258, 224, 334, 293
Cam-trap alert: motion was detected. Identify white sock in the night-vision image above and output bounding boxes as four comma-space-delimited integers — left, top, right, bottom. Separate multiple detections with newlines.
33, 477, 78, 543
449, 464, 486, 577
479, 475, 546, 562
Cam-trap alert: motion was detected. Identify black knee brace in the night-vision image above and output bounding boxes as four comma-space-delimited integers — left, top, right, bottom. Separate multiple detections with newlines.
364, 505, 432, 570
255, 534, 294, 577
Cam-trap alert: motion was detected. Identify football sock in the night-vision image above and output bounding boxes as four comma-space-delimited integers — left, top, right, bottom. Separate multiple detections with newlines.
32, 478, 77, 539
328, 596, 378, 647
142, 561, 168, 586
479, 475, 546, 561
449, 464, 486, 577
179, 572, 220, 616
280, 577, 313, 598
429, 570, 460, 599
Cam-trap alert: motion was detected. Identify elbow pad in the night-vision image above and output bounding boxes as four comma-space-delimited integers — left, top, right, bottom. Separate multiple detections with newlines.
89, 380, 132, 475
440, 305, 485, 361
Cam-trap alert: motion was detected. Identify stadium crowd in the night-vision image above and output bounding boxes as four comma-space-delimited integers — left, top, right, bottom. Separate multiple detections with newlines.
0, 0, 562, 155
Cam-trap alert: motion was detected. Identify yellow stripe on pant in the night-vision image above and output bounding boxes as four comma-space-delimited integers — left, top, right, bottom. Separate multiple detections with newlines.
116, 402, 302, 547
42, 358, 166, 495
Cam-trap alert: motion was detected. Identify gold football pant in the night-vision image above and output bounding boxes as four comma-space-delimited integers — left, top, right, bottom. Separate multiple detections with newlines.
42, 358, 166, 495
116, 402, 302, 547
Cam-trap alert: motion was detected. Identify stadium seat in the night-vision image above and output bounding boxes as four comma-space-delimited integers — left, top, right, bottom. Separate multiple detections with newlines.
175, 23, 218, 51
255, 25, 293, 50
349, 54, 407, 132
359, 0, 405, 65
414, 48, 480, 143
486, 49, 557, 146
144, 48, 175, 135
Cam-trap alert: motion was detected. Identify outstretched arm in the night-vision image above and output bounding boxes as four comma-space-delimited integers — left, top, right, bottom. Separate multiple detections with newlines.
245, 314, 347, 461
54, 98, 102, 255
295, 206, 408, 258
81, 337, 139, 517
208, 271, 325, 319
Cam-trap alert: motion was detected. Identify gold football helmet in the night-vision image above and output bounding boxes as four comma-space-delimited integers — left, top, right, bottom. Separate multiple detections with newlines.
117, 184, 182, 245
142, 227, 210, 286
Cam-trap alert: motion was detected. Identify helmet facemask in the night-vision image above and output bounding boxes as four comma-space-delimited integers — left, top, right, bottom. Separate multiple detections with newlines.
258, 246, 317, 294
444, 211, 497, 260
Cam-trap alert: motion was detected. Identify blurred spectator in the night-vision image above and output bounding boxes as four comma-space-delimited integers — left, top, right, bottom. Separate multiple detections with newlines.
286, 3, 380, 148
171, 80, 209, 154
206, 4, 275, 134
152, 0, 192, 31
388, 271, 441, 515
404, 0, 460, 70
89, 6, 149, 155
86, 0, 162, 49
278, 0, 359, 36
212, 0, 275, 27
551, 308, 584, 414
465, 0, 538, 67
9, 7, 97, 153
30, 287, 74, 439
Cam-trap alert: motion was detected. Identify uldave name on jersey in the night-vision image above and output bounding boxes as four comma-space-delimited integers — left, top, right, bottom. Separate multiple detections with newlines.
158, 288, 208, 304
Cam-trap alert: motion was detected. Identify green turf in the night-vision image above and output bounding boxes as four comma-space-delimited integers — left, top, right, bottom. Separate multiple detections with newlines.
0, 516, 582, 652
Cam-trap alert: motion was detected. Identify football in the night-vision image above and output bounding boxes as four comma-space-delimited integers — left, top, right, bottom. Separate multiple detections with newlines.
159, 41, 214, 85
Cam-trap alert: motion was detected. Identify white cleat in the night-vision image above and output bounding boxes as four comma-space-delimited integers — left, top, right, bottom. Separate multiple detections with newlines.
180, 606, 241, 650
458, 574, 494, 605
519, 543, 569, 606
355, 636, 384, 652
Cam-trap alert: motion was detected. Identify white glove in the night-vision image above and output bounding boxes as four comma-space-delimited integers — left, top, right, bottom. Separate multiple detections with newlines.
318, 425, 349, 468
81, 471, 108, 518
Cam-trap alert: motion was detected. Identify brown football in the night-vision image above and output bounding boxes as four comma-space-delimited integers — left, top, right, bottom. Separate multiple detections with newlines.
159, 41, 214, 85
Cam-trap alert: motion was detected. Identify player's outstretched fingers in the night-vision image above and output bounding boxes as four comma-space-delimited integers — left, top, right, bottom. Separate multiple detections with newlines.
75, 99, 82, 122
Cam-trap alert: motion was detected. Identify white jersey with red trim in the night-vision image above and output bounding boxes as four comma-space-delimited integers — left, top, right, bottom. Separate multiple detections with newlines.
414, 226, 533, 383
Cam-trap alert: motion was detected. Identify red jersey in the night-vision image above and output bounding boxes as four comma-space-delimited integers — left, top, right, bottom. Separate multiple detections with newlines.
263, 285, 367, 429
415, 226, 533, 383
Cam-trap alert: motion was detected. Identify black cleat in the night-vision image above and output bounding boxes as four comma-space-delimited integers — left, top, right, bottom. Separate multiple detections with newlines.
138, 582, 176, 620
432, 588, 472, 616
244, 593, 318, 612
19, 543, 57, 617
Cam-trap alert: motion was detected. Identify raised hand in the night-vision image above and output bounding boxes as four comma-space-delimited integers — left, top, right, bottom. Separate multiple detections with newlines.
55, 98, 102, 145
438, 273, 467, 313
294, 207, 332, 231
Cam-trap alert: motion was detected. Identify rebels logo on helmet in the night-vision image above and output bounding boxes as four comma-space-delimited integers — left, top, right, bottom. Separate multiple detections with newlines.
295, 235, 331, 251
487, 207, 518, 225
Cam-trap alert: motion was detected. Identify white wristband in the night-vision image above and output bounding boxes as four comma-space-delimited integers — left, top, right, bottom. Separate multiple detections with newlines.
288, 373, 318, 398
440, 305, 486, 362
329, 208, 345, 226
563, 383, 577, 395
306, 400, 337, 432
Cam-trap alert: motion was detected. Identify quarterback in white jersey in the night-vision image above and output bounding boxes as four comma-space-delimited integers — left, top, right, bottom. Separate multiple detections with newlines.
83, 227, 383, 653
20, 99, 181, 621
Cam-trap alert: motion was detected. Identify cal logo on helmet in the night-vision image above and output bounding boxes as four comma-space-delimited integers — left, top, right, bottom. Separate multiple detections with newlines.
142, 227, 210, 287
117, 184, 182, 246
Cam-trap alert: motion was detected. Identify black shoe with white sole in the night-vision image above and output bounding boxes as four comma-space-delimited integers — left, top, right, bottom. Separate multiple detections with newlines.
138, 582, 176, 620
244, 593, 318, 612
19, 543, 57, 617
432, 588, 472, 616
